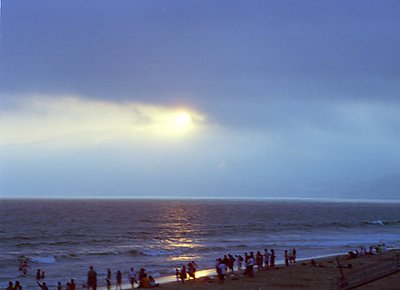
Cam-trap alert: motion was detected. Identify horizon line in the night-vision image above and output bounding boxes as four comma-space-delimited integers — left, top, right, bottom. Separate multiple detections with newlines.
1, 196, 400, 203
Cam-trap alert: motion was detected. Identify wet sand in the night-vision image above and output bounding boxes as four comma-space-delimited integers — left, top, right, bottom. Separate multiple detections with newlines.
154, 250, 399, 290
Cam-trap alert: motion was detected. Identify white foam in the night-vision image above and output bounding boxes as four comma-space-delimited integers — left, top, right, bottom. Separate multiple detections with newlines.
30, 255, 56, 264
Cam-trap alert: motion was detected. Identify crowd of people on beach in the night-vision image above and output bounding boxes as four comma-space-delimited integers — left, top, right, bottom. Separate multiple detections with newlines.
175, 261, 198, 283
213, 248, 296, 283
84, 266, 160, 289
9, 263, 160, 290
347, 244, 387, 259
9, 248, 297, 289
6, 243, 391, 289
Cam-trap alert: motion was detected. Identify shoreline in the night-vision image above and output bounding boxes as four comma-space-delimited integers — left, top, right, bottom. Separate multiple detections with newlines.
4, 249, 399, 289
97, 251, 363, 290
154, 249, 400, 290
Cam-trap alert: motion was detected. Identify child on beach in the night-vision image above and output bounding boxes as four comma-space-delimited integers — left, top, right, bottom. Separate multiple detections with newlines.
148, 276, 159, 287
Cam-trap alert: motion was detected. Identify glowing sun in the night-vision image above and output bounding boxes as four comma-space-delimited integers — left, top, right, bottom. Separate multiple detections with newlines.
175, 112, 192, 128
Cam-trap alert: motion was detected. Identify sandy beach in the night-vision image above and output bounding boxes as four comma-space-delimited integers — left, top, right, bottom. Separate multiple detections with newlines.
153, 250, 400, 290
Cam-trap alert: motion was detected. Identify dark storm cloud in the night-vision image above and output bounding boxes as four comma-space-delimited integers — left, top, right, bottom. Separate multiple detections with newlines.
1, 0, 399, 109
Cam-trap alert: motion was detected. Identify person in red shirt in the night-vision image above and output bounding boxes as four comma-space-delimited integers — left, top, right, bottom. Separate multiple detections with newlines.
87, 266, 97, 290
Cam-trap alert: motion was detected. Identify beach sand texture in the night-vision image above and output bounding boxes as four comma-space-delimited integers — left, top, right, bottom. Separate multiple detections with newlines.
155, 250, 399, 290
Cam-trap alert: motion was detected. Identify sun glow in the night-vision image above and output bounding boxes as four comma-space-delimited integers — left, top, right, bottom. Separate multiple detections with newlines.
175, 112, 192, 128
0, 96, 205, 146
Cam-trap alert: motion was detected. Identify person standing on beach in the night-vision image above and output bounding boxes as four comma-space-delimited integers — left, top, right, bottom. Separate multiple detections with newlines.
292, 248, 297, 263
187, 262, 195, 280
216, 259, 226, 283
14, 281, 22, 290
106, 268, 112, 290
285, 250, 289, 267
256, 251, 263, 271
191, 260, 198, 277
87, 266, 97, 290
180, 265, 187, 283
245, 254, 255, 277
129, 267, 137, 289
289, 249, 294, 263
270, 249, 276, 269
264, 249, 270, 270
36, 269, 41, 280
228, 254, 235, 273
6, 281, 14, 290
116, 270, 122, 290
70, 279, 76, 290
238, 255, 244, 272
57, 281, 62, 290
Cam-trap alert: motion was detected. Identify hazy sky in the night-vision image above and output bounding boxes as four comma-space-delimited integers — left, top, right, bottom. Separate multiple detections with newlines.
1, 0, 399, 199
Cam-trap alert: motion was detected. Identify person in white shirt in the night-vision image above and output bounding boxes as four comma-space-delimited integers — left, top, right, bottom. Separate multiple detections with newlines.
216, 259, 226, 283
128, 267, 137, 289
245, 255, 255, 277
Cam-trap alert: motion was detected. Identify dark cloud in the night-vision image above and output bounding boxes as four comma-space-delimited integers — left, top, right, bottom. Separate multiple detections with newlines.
1, 0, 399, 108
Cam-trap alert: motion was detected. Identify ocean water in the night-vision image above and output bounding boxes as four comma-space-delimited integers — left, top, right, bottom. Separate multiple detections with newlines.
0, 199, 399, 289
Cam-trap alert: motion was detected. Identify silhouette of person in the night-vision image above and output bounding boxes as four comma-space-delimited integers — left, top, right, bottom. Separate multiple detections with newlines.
14, 281, 22, 290
87, 266, 97, 290
116, 270, 122, 290
106, 268, 112, 290
37, 281, 49, 290
6, 282, 14, 290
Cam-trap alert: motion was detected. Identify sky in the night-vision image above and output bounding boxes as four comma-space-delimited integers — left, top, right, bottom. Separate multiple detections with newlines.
1, 0, 399, 199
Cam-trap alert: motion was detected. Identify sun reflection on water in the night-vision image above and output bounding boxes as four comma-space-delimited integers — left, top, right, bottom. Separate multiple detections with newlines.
170, 255, 202, 262
154, 202, 204, 262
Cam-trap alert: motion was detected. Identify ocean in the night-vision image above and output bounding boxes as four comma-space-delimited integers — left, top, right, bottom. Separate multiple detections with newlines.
1, 199, 399, 289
